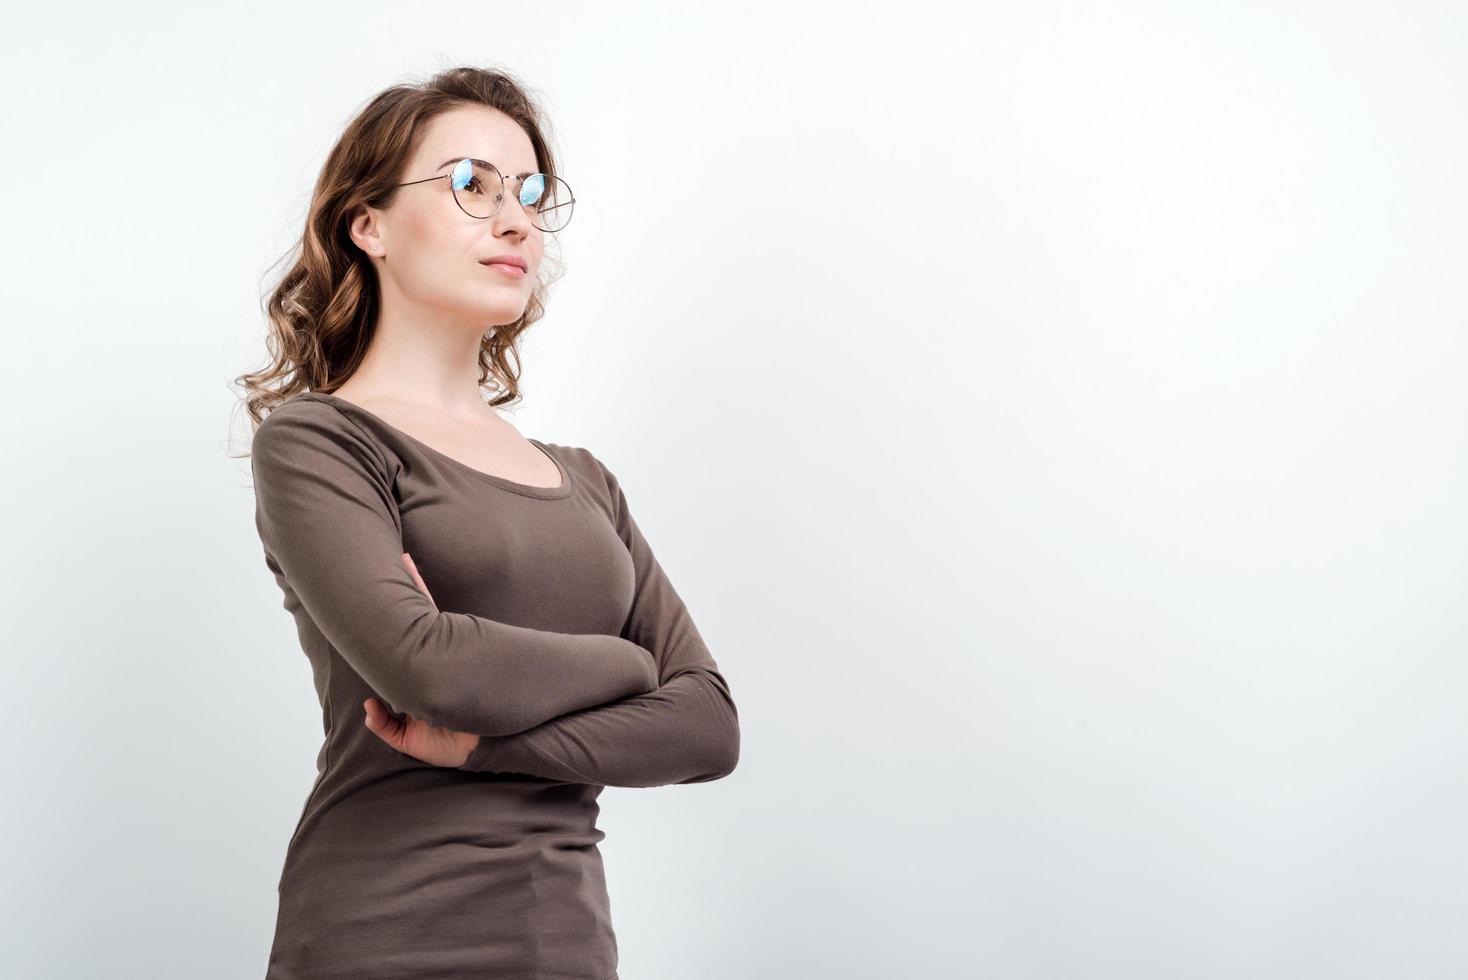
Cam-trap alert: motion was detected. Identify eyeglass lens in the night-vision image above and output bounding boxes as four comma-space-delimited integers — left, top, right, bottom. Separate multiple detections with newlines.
450, 159, 574, 232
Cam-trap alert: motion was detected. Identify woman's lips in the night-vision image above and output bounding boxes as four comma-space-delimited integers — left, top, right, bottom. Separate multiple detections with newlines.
481, 261, 526, 278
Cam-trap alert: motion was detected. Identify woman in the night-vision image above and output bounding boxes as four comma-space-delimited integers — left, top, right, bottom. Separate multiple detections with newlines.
235, 66, 740, 979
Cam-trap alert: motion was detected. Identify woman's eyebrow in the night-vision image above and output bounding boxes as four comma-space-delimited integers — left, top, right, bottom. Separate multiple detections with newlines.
435, 157, 535, 178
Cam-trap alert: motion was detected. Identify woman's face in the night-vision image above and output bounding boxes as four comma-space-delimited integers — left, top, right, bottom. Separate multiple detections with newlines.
353, 105, 546, 330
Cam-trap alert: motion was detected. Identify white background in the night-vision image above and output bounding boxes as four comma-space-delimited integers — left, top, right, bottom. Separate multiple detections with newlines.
2, 1, 1465, 977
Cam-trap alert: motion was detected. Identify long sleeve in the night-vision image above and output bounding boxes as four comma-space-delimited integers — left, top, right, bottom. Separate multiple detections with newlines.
459, 451, 740, 787
250, 401, 659, 737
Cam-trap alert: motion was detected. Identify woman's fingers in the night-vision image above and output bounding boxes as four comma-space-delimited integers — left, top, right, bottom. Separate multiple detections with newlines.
363, 696, 477, 767
362, 697, 405, 750
401, 552, 437, 607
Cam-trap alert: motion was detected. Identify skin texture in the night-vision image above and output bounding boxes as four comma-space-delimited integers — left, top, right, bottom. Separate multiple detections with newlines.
335, 104, 555, 768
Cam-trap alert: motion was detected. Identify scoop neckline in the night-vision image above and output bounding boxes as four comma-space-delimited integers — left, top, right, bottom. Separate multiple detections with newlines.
299, 391, 575, 500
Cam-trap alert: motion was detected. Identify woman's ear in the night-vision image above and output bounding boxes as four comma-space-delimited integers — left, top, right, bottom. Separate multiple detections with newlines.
348, 203, 386, 259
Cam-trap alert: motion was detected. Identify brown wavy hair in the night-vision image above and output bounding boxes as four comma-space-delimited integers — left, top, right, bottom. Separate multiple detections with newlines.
232, 65, 566, 430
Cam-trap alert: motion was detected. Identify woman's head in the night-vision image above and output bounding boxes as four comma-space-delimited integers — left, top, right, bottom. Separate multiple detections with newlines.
237, 66, 567, 424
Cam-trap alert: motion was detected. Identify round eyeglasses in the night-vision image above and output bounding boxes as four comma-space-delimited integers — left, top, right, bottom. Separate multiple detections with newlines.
396, 158, 575, 233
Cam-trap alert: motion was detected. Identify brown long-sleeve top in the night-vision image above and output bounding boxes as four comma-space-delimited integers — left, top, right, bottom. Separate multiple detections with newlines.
248, 391, 740, 980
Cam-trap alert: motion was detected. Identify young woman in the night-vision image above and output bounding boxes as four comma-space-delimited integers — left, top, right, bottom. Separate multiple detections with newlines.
235, 66, 740, 979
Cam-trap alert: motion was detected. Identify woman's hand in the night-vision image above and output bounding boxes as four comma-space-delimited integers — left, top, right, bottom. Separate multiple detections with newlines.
361, 552, 482, 768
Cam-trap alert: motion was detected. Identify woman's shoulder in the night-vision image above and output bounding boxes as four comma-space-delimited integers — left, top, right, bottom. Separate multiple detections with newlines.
251, 392, 391, 473
534, 441, 630, 519
534, 439, 613, 482
256, 390, 349, 425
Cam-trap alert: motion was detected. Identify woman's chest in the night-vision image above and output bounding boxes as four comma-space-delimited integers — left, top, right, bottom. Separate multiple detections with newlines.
393, 475, 636, 638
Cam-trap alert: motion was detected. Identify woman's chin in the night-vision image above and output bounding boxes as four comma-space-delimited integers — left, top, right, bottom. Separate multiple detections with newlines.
469, 300, 529, 327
